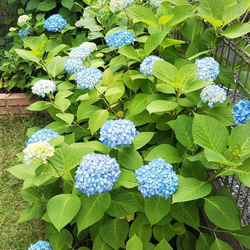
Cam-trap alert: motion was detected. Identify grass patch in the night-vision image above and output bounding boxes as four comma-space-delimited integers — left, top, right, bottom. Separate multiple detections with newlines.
0, 113, 53, 249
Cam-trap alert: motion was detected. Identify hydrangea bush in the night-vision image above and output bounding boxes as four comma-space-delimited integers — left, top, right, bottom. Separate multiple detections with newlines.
7, 0, 250, 249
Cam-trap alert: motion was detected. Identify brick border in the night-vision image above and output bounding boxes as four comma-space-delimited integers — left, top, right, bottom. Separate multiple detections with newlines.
0, 93, 40, 116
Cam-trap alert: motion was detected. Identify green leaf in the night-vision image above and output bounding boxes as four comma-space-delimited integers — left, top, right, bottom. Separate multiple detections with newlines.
56, 113, 74, 125
198, 0, 224, 27
146, 100, 178, 114
105, 80, 125, 104
27, 101, 52, 111
64, 147, 93, 173
133, 132, 154, 150
145, 144, 181, 163
72, 141, 109, 154
76, 193, 111, 233
88, 110, 109, 135
93, 235, 113, 250
204, 148, 241, 167
222, 22, 250, 39
232, 225, 250, 249
153, 223, 176, 242
113, 168, 139, 189
47, 56, 66, 78
54, 99, 71, 112
145, 196, 171, 225
174, 115, 196, 151
50, 229, 73, 250
77, 104, 101, 122
129, 213, 151, 241
172, 176, 212, 203
118, 147, 143, 170
126, 6, 158, 28
192, 114, 229, 154
47, 44, 68, 61
45, 121, 69, 134
204, 107, 234, 126
153, 60, 177, 83
144, 31, 168, 55
47, 194, 81, 231
61, 0, 74, 10
15, 49, 40, 63
21, 187, 40, 203
129, 93, 149, 116
99, 218, 129, 250
228, 122, 250, 157
231, 158, 250, 187
210, 238, 233, 250
165, 5, 197, 29
195, 233, 214, 250
155, 239, 173, 250
204, 196, 241, 230
170, 202, 200, 229
126, 234, 143, 250
18, 206, 35, 223
119, 45, 139, 60
38, 0, 56, 11
107, 189, 143, 217
7, 163, 38, 180
222, 2, 250, 25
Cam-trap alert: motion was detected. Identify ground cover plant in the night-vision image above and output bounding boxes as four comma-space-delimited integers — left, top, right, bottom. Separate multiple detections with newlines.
5, 0, 250, 249
0, 113, 52, 249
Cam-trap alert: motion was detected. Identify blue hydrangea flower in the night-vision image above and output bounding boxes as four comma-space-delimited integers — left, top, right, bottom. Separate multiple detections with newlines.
195, 57, 220, 82
28, 240, 52, 250
150, 0, 162, 8
64, 58, 86, 75
140, 55, 164, 76
31, 80, 56, 98
232, 99, 250, 126
135, 158, 179, 199
80, 42, 97, 52
99, 119, 139, 149
19, 27, 30, 38
23, 141, 54, 165
26, 129, 60, 146
69, 46, 92, 60
109, 0, 134, 12
75, 67, 102, 90
43, 14, 67, 32
74, 153, 121, 196
200, 84, 227, 107
106, 29, 135, 49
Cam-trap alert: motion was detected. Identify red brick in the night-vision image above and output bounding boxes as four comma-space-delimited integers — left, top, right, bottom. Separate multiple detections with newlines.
6, 93, 40, 106
0, 94, 7, 106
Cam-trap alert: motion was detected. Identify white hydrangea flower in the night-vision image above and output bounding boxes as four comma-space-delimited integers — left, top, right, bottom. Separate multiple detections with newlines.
18, 15, 29, 23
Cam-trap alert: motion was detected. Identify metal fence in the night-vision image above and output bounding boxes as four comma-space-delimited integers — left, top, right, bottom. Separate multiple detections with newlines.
212, 35, 250, 227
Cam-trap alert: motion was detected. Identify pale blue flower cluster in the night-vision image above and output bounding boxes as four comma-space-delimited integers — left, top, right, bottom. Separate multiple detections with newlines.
69, 46, 92, 60
26, 128, 60, 146
135, 158, 179, 199
74, 153, 121, 196
75, 67, 102, 90
64, 58, 86, 75
23, 141, 54, 165
99, 119, 139, 149
28, 240, 52, 250
109, 0, 134, 12
195, 57, 220, 82
140, 55, 164, 76
232, 99, 250, 125
80, 42, 97, 52
19, 27, 30, 38
150, 0, 162, 8
106, 29, 135, 49
43, 14, 67, 32
31, 80, 56, 98
200, 84, 227, 107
